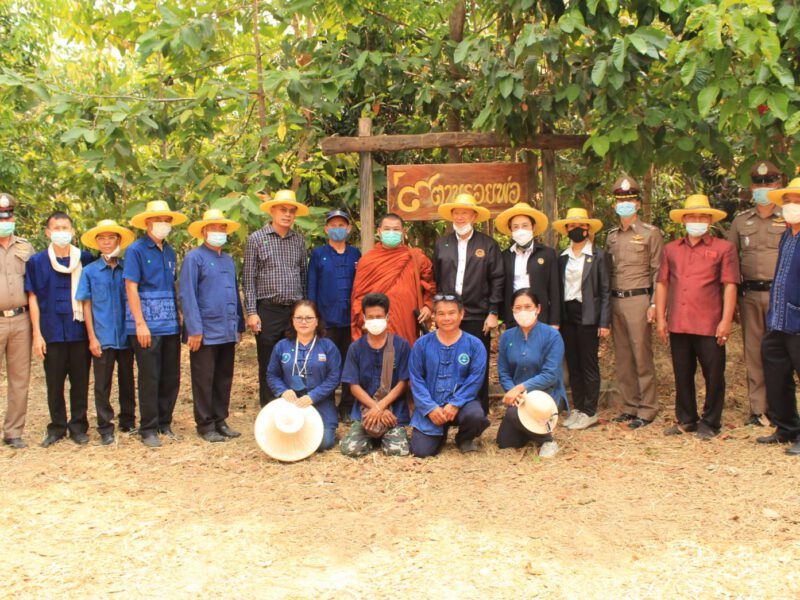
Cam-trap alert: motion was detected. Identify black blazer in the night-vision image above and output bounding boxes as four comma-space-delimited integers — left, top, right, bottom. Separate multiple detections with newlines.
558, 246, 611, 328
501, 244, 561, 326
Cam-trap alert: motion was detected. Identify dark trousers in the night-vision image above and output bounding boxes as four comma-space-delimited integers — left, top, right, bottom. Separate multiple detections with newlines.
190, 342, 235, 433
561, 301, 601, 416
43, 341, 91, 438
131, 334, 181, 437
327, 326, 354, 418
496, 406, 552, 448
761, 330, 800, 439
93, 347, 136, 434
410, 400, 489, 457
461, 319, 491, 414
669, 333, 725, 430
255, 301, 292, 407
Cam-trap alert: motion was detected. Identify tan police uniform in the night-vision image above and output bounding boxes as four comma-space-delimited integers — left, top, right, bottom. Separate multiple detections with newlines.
0, 194, 34, 442
606, 177, 664, 422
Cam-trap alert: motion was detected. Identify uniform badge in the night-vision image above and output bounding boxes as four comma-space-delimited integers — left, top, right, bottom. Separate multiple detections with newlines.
537, 258, 544, 265
743, 237, 750, 247
280, 352, 291, 364
475, 249, 485, 258
0, 195, 9, 208
632, 234, 643, 241
746, 220, 754, 226
621, 179, 631, 191
587, 257, 593, 263
458, 353, 470, 365
318, 353, 327, 362
757, 162, 768, 175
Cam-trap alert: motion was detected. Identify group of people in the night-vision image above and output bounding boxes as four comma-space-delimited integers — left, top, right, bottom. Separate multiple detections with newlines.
2, 160, 800, 458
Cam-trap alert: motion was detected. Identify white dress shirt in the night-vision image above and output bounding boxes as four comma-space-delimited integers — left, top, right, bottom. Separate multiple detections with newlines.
455, 230, 474, 295
562, 242, 593, 302
511, 242, 534, 292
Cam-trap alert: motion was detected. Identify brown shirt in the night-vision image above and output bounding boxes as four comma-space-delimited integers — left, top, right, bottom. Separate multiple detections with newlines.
606, 220, 664, 292
0, 236, 34, 311
727, 207, 785, 281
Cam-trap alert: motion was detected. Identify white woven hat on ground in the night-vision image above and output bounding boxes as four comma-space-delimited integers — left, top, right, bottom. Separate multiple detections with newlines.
517, 391, 559, 435
254, 398, 324, 462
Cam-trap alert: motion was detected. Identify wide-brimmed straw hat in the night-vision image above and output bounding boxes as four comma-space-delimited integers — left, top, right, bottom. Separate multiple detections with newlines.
254, 398, 324, 462
187, 208, 241, 240
258, 189, 310, 217
669, 194, 727, 223
495, 202, 549, 237
129, 200, 187, 230
767, 177, 800, 207
437, 193, 491, 223
517, 391, 559, 435
80, 219, 136, 251
552, 207, 603, 236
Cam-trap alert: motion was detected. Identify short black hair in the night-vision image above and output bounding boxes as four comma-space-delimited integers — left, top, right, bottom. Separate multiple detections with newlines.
380, 213, 405, 227
362, 293, 390, 314
45, 211, 72, 228
511, 288, 541, 306
433, 292, 464, 311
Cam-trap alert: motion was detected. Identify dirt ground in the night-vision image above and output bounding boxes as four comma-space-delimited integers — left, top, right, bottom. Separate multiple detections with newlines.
2, 324, 799, 599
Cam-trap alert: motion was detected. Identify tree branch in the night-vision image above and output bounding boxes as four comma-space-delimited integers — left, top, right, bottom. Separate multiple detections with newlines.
362, 7, 432, 40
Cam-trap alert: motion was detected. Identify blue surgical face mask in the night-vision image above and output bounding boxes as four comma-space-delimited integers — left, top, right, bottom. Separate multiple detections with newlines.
207, 232, 227, 247
50, 230, 73, 248
380, 231, 402, 248
615, 201, 637, 218
328, 227, 349, 242
0, 221, 15, 237
685, 222, 709, 237
752, 188, 771, 206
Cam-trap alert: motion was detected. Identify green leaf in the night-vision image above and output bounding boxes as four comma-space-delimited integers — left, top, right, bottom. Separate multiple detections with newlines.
566, 83, 580, 102
785, 111, 800, 136
604, 0, 618, 14
660, 0, 681, 14
611, 38, 626, 71
60, 128, 88, 144
473, 104, 493, 129
628, 32, 649, 55
770, 63, 795, 88
767, 91, 789, 120
747, 87, 768, 109
181, 27, 201, 51
158, 6, 181, 26
697, 84, 720, 117
499, 77, 514, 99
591, 58, 607, 86
680, 60, 697, 86
83, 129, 98, 144
212, 195, 241, 211
677, 137, 694, 151
454, 40, 470, 64
591, 135, 610, 157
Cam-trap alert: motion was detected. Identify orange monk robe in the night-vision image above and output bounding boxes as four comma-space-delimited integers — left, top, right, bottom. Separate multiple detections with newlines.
351, 243, 436, 347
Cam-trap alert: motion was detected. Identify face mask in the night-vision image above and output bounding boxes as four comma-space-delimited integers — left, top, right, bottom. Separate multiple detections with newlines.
752, 188, 772, 206
380, 231, 402, 248
615, 202, 637, 218
567, 227, 589, 243
102, 245, 122, 261
50, 231, 73, 248
206, 232, 227, 247
514, 310, 538, 328
781, 203, 800, 225
327, 227, 349, 242
454, 223, 473, 237
0, 222, 15, 237
511, 229, 534, 247
151, 222, 172, 240
685, 222, 709, 237
364, 318, 388, 335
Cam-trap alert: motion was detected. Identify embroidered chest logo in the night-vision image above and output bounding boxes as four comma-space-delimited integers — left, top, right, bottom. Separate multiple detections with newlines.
475, 249, 485, 258
457, 353, 470, 365
281, 352, 291, 364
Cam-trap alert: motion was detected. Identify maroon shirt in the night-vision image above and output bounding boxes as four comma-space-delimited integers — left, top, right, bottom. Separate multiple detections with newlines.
657, 234, 740, 336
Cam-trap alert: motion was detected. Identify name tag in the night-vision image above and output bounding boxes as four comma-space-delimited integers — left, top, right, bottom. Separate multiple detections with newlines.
318, 353, 327, 362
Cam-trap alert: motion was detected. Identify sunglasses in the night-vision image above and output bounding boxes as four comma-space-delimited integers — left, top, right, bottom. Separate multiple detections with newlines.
433, 294, 458, 302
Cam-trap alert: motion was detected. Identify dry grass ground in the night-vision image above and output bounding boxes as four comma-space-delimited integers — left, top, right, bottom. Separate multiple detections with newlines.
2, 324, 799, 599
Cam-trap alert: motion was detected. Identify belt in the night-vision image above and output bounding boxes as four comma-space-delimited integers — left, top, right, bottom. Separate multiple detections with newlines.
611, 288, 651, 299
1, 306, 28, 318
742, 280, 772, 292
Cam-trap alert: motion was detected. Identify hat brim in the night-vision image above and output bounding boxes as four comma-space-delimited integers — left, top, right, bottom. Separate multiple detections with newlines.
187, 219, 241, 240
81, 225, 136, 251
259, 198, 310, 217
766, 186, 800, 207
495, 204, 549, 237
437, 202, 491, 223
254, 400, 324, 462
129, 210, 188, 230
668, 208, 727, 224
517, 395, 559, 435
552, 218, 603, 237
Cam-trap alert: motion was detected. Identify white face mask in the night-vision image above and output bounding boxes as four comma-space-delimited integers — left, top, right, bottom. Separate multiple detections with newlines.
102, 245, 122, 260
151, 222, 172, 240
364, 318, 388, 336
782, 203, 800, 224
511, 229, 534, 247
514, 310, 538, 328
50, 231, 73, 248
685, 222, 709, 237
454, 223, 473, 237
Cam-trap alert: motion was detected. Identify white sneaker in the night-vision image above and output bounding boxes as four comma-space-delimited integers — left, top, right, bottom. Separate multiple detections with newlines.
567, 412, 599, 430
538, 440, 559, 458
561, 410, 580, 428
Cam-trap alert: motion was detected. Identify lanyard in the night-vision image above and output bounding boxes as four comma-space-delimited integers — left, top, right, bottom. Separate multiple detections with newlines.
292, 336, 317, 380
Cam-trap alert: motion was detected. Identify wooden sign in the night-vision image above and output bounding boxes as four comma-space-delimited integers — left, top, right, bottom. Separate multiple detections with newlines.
387, 162, 530, 221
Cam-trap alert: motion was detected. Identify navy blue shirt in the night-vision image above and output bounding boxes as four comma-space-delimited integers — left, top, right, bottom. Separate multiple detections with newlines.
341, 334, 411, 424
25, 249, 94, 343
179, 245, 244, 345
307, 244, 360, 328
767, 228, 800, 334
75, 257, 129, 349
122, 236, 179, 336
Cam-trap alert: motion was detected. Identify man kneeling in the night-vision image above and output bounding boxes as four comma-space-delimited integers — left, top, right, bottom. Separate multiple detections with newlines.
340, 293, 411, 457
409, 293, 489, 457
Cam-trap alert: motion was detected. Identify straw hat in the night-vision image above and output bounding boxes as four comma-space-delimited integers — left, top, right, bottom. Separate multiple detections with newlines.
258, 189, 310, 217
767, 177, 800, 207
494, 202, 549, 237
129, 200, 187, 230
552, 207, 603, 236
254, 398, 324, 462
437, 193, 491, 223
187, 208, 241, 240
81, 219, 136, 251
517, 391, 559, 435
669, 194, 727, 223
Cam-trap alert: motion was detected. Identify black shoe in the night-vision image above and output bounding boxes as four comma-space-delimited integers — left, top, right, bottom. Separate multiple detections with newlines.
628, 418, 652, 430
695, 422, 718, 441
70, 432, 90, 445
745, 414, 765, 427
216, 423, 241, 438
40, 434, 65, 448
458, 439, 478, 453
158, 426, 176, 439
200, 431, 226, 443
612, 413, 636, 423
756, 431, 795, 444
120, 425, 137, 435
100, 433, 115, 446
664, 422, 697, 436
3, 437, 27, 449
141, 434, 162, 448
786, 441, 800, 456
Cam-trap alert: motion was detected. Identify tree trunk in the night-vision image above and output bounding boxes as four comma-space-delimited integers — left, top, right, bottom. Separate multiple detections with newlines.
446, 1, 466, 164
252, 0, 269, 155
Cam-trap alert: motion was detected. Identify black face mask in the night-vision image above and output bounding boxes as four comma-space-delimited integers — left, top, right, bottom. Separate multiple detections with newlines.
568, 227, 589, 243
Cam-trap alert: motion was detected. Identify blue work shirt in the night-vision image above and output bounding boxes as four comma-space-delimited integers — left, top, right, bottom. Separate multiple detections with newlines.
25, 249, 94, 343
341, 334, 411, 424
179, 245, 244, 345
75, 257, 129, 349
267, 336, 342, 429
497, 323, 567, 409
409, 330, 487, 436
307, 244, 360, 328
123, 236, 179, 336
767, 228, 800, 334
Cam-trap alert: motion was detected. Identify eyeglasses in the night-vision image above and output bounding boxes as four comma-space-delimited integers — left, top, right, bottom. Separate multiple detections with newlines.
292, 316, 318, 323
433, 294, 458, 302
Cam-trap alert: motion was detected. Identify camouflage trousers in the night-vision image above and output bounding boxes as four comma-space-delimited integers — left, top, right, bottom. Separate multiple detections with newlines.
340, 422, 410, 457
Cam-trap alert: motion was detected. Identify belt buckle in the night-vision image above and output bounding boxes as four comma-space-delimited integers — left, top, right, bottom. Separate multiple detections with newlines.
2, 309, 15, 317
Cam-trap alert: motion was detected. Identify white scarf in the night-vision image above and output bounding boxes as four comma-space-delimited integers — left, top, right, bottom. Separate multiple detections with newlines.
47, 244, 84, 322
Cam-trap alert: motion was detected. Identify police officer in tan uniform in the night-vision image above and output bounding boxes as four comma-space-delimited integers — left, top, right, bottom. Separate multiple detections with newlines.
727, 160, 784, 426
0, 193, 34, 448
606, 176, 664, 429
